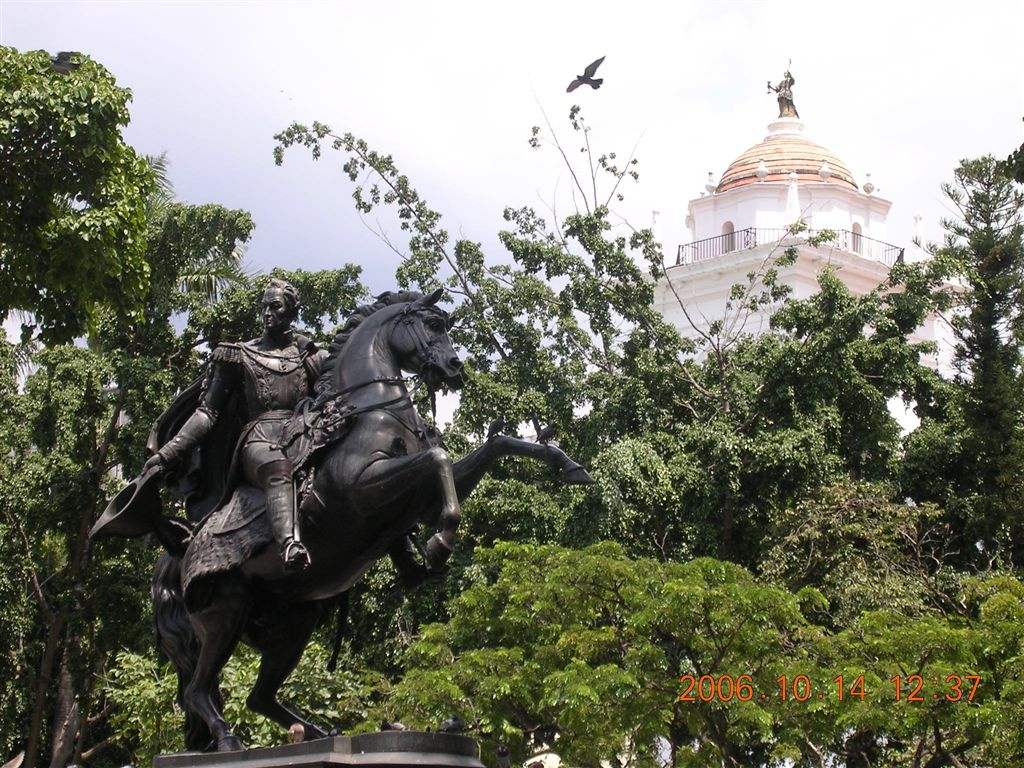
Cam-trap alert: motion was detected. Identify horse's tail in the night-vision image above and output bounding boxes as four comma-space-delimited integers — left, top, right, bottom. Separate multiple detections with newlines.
152, 552, 218, 751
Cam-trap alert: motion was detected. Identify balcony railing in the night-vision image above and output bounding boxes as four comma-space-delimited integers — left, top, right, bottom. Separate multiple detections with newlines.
675, 227, 905, 267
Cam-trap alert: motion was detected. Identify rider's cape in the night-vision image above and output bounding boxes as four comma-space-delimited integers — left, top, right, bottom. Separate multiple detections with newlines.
89, 368, 243, 543
148, 370, 244, 525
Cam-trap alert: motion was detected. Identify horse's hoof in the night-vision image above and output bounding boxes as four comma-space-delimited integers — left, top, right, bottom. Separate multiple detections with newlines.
217, 736, 245, 752
424, 533, 453, 569
561, 465, 595, 485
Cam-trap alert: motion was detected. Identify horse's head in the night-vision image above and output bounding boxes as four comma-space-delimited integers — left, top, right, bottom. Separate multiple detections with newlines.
393, 289, 464, 391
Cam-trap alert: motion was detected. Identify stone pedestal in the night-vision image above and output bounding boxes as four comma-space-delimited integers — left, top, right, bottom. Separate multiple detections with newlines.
153, 732, 483, 768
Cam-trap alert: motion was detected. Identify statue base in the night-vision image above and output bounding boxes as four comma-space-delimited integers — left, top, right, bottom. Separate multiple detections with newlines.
153, 732, 483, 768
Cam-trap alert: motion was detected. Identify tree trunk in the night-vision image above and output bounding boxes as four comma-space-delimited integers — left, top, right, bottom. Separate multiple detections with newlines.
47, 662, 79, 768
23, 614, 64, 768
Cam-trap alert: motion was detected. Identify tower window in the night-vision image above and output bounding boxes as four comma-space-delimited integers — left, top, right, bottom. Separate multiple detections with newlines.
851, 223, 863, 255
722, 221, 735, 254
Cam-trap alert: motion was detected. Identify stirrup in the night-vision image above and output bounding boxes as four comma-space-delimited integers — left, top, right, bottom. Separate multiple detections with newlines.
281, 539, 311, 572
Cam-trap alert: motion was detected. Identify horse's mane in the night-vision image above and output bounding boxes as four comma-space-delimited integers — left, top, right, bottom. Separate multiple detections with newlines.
314, 291, 427, 403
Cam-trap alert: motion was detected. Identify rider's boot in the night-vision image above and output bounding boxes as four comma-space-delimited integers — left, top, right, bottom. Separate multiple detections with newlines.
259, 460, 310, 572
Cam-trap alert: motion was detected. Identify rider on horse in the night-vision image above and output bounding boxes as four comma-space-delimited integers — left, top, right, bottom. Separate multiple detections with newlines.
144, 278, 325, 572
90, 287, 596, 752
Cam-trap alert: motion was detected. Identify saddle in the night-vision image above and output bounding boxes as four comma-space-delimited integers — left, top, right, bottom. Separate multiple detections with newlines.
179, 396, 356, 602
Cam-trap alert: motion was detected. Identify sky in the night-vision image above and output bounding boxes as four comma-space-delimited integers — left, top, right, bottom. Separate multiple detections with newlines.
2, 0, 1024, 296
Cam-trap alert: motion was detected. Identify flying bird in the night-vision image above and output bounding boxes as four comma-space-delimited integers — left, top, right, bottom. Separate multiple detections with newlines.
566, 56, 605, 93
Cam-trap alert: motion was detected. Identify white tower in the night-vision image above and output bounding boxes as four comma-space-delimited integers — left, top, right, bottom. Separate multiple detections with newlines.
653, 101, 953, 377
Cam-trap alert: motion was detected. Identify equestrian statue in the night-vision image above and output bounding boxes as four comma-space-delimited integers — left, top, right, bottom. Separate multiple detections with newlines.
90, 283, 594, 752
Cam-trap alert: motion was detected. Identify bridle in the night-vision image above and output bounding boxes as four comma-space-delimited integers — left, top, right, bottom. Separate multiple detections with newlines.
318, 302, 456, 423
397, 302, 452, 374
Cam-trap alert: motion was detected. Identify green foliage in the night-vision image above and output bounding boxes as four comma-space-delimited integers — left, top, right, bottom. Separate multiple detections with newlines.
0, 48, 155, 342
271, 107, 1024, 767
571, 265, 935, 565
391, 542, 1024, 768
104, 643, 391, 764
811, 578, 1024, 768
0, 342, 158, 767
584, 434, 696, 561
274, 110, 673, 459
4, 87, 1013, 768
762, 482, 963, 624
0, 97, 370, 764
391, 542, 809, 766
902, 156, 1024, 562
103, 651, 183, 767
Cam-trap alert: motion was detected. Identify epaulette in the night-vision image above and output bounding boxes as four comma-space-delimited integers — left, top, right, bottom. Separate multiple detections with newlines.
210, 343, 243, 364
295, 334, 318, 356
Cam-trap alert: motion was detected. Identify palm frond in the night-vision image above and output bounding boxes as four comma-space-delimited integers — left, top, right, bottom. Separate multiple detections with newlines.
177, 245, 253, 303
145, 152, 175, 212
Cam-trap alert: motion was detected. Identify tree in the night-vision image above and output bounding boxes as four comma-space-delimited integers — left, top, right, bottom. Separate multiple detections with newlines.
103, 643, 391, 764
272, 108, 670, 458
389, 542, 817, 768
576, 263, 938, 566
274, 110, 950, 570
0, 48, 155, 343
0, 150, 263, 765
902, 156, 1024, 562
761, 481, 964, 626
271, 108, 693, 672
390, 542, 1024, 768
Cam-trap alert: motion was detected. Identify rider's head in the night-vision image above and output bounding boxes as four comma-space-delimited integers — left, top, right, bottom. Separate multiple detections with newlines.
262, 279, 300, 334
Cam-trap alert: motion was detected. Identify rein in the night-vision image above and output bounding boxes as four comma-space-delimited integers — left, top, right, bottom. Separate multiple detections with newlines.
334, 375, 411, 397
339, 377, 425, 421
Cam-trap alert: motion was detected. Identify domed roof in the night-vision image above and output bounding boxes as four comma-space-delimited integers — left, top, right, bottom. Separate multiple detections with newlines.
717, 119, 857, 193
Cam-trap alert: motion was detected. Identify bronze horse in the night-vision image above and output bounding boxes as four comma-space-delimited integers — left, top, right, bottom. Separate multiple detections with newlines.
130, 291, 592, 751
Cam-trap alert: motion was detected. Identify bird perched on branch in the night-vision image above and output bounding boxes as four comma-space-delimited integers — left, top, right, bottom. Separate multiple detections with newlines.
536, 424, 557, 444
566, 56, 605, 92
486, 417, 506, 440
50, 51, 81, 75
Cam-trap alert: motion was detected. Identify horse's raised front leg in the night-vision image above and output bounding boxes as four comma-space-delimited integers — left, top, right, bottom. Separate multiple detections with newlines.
246, 600, 326, 740
451, 434, 595, 500
355, 446, 461, 570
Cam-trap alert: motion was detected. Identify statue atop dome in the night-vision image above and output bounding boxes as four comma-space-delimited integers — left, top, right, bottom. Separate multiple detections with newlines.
767, 66, 799, 119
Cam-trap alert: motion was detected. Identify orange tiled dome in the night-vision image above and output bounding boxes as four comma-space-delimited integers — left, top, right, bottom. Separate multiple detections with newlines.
717, 129, 857, 192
